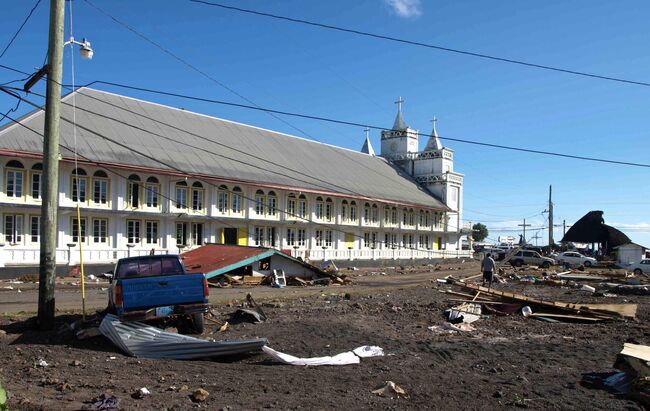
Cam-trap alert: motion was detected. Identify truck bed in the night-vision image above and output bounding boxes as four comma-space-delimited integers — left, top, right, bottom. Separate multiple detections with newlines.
120, 273, 206, 312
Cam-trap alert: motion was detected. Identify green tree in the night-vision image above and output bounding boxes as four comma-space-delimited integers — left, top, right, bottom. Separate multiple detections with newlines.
472, 223, 488, 242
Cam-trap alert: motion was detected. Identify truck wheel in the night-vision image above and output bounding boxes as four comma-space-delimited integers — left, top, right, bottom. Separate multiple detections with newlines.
514, 260, 523, 267
190, 313, 205, 335
584, 261, 592, 267
541, 261, 551, 269
635, 269, 643, 276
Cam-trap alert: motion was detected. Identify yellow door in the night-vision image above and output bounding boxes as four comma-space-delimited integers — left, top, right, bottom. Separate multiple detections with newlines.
237, 227, 248, 246
219, 229, 224, 244
434, 237, 442, 250
344, 232, 355, 248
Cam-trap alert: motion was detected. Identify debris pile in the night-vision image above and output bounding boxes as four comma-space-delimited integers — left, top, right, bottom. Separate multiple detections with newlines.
441, 278, 637, 323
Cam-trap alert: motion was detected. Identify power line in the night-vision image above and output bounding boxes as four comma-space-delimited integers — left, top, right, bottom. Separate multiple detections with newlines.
75, 80, 650, 168
1, 63, 649, 169
82, 0, 318, 141
190, 0, 650, 89
0, 0, 43, 60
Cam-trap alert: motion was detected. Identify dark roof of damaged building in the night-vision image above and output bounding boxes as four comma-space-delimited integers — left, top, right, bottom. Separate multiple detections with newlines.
0, 88, 447, 210
181, 244, 324, 279
561, 210, 631, 248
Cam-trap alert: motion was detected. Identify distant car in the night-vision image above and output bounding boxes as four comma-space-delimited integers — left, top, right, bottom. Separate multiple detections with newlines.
509, 250, 554, 268
628, 259, 650, 275
555, 251, 597, 268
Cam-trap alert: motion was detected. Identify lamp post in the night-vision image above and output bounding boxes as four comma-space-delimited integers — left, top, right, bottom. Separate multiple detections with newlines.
37, 0, 94, 329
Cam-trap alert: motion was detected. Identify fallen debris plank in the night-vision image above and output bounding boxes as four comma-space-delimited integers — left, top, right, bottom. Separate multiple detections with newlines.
528, 313, 605, 322
443, 290, 501, 301
455, 281, 637, 319
620, 343, 650, 362
99, 314, 266, 359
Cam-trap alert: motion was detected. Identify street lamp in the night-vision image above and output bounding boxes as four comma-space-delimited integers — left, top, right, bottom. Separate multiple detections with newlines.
65, 36, 94, 60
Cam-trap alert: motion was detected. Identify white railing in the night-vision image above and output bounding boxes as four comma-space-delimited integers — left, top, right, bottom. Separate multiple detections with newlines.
299, 248, 472, 261
0, 246, 471, 267
0, 247, 175, 267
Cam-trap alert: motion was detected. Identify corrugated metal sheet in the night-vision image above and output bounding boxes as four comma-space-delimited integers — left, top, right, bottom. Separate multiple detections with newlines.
0, 88, 446, 209
99, 314, 267, 359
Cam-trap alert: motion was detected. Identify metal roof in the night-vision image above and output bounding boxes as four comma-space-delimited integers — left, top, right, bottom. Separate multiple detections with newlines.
99, 314, 267, 359
0, 88, 447, 209
181, 244, 324, 279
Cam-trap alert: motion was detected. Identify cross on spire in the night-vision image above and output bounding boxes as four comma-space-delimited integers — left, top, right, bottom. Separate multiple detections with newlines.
394, 96, 404, 112
430, 116, 437, 125
364, 127, 370, 139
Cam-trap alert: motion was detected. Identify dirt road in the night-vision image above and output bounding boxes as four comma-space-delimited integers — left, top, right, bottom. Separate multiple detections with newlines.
0, 266, 463, 314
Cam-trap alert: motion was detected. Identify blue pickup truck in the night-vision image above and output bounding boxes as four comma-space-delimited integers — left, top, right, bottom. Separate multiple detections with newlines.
107, 255, 209, 334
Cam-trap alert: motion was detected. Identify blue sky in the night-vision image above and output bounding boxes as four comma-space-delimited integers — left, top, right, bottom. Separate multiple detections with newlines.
1, 0, 649, 246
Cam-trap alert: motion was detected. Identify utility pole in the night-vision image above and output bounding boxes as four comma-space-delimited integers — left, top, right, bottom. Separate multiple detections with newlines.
548, 185, 554, 251
38, 0, 65, 330
518, 218, 531, 244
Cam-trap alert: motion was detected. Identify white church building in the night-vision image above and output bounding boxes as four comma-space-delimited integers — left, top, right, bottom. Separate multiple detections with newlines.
0, 89, 469, 268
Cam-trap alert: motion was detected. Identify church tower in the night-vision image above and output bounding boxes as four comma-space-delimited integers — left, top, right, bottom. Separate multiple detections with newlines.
380, 97, 419, 161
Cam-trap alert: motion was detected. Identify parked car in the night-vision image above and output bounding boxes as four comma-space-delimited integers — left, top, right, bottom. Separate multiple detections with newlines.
107, 255, 209, 334
555, 251, 597, 268
628, 259, 650, 275
509, 250, 554, 268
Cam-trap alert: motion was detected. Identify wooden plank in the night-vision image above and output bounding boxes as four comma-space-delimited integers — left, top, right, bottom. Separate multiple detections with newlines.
621, 343, 650, 362
446, 299, 513, 304
444, 290, 501, 300
528, 313, 604, 322
454, 281, 636, 319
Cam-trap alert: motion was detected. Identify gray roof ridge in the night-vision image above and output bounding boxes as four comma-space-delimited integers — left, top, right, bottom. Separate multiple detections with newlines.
77, 87, 382, 160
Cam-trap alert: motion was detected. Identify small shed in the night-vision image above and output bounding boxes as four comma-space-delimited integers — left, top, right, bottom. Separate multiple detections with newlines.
180, 244, 325, 280
615, 243, 649, 266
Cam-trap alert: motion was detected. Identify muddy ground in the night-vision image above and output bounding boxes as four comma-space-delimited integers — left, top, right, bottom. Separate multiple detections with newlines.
0, 260, 647, 410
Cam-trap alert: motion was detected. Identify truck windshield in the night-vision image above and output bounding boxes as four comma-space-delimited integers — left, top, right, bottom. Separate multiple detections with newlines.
116, 257, 184, 279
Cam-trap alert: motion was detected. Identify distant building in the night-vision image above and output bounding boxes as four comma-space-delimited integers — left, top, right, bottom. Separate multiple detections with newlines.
0, 89, 469, 267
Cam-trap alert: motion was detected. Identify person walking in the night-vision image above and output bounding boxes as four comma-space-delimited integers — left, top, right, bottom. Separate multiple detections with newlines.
481, 253, 497, 288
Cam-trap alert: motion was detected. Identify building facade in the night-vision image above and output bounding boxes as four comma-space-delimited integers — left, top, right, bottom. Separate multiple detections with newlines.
0, 89, 469, 267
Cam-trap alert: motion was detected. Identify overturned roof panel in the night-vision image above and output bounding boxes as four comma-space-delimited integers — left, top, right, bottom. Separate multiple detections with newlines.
561, 211, 631, 248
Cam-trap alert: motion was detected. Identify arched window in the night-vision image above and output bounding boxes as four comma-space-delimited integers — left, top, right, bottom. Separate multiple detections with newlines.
371, 204, 378, 224
402, 208, 408, 226
287, 193, 297, 219
315, 197, 324, 220
349, 201, 357, 222
324, 198, 333, 222
341, 200, 349, 222
30, 163, 43, 200
267, 191, 277, 216
408, 208, 415, 226
127, 174, 140, 208
71, 168, 88, 203
255, 189, 266, 215
175, 181, 188, 209
92, 170, 109, 205
384, 206, 391, 224
231, 186, 243, 214
144, 177, 160, 208
217, 185, 229, 213
7, 160, 24, 168
297, 194, 308, 219
419, 210, 425, 226
191, 181, 204, 211
391, 207, 398, 225
363, 202, 371, 224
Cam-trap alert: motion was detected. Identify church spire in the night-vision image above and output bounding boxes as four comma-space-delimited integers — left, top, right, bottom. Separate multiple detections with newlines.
360, 127, 375, 155
424, 116, 443, 151
392, 96, 408, 131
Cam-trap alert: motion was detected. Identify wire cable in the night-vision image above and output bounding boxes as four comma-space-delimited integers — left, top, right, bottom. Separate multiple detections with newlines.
79, 80, 650, 169
0, 0, 43, 60
190, 0, 650, 89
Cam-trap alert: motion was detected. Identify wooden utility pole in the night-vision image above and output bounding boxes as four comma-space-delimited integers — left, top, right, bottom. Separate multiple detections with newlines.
38, 0, 65, 330
548, 185, 554, 250
518, 218, 531, 244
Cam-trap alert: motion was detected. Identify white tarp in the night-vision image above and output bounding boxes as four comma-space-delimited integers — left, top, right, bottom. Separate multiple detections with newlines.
262, 345, 384, 366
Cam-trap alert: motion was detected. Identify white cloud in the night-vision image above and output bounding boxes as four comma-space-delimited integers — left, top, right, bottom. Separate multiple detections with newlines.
384, 0, 422, 18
